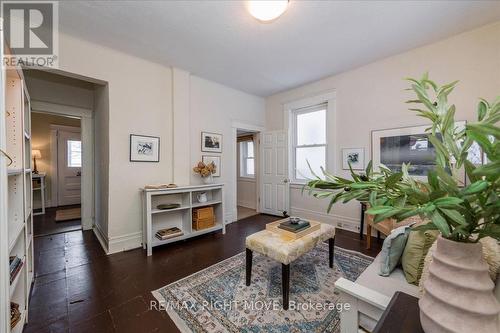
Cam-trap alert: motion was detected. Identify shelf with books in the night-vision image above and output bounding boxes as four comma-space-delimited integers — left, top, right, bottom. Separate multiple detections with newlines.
9, 257, 25, 298
151, 205, 190, 214
10, 310, 25, 333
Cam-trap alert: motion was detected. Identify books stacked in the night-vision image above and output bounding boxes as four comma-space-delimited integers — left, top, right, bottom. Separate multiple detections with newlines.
11, 302, 21, 329
278, 218, 311, 233
9, 256, 23, 284
155, 227, 183, 241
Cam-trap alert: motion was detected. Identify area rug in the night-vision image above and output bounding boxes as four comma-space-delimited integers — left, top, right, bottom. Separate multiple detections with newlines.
55, 207, 81, 222
152, 244, 374, 333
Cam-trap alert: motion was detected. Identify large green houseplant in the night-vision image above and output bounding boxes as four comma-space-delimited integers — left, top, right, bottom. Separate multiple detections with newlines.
306, 75, 500, 333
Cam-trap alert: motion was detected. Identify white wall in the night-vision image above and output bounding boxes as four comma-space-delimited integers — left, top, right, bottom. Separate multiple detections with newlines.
236, 140, 257, 210
188, 76, 265, 222
56, 33, 265, 252
265, 22, 500, 233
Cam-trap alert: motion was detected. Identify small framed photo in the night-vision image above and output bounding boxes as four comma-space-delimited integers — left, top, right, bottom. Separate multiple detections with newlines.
201, 132, 222, 153
202, 155, 221, 177
342, 148, 364, 170
130, 134, 160, 162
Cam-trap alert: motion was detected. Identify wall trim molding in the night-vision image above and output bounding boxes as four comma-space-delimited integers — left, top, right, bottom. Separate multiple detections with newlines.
107, 231, 143, 254
237, 200, 256, 210
93, 223, 109, 254
290, 206, 360, 233
31, 99, 93, 118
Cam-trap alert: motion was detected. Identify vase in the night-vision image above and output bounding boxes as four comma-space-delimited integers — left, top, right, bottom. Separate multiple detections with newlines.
419, 235, 500, 333
202, 174, 213, 184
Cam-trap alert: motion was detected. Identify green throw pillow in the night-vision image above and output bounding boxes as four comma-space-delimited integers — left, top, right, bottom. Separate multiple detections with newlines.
401, 229, 439, 285
379, 225, 411, 277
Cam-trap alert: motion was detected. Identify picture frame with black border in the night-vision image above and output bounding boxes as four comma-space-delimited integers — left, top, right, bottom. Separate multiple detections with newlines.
130, 134, 160, 162
342, 148, 365, 170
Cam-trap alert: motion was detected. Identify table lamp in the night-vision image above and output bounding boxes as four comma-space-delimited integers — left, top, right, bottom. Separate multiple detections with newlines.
32, 150, 41, 174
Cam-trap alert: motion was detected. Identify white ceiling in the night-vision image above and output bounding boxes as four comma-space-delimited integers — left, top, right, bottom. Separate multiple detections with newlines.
59, 1, 500, 97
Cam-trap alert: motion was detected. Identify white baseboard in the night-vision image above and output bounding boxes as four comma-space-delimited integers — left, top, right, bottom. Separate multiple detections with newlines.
107, 231, 143, 254
237, 200, 256, 210
93, 223, 109, 254
291, 206, 361, 233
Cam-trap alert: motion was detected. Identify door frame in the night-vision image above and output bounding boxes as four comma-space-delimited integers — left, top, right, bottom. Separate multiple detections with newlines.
31, 101, 94, 230
231, 121, 265, 223
51, 124, 81, 207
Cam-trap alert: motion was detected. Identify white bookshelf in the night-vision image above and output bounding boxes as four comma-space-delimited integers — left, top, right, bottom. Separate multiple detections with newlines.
1, 48, 33, 332
142, 184, 226, 256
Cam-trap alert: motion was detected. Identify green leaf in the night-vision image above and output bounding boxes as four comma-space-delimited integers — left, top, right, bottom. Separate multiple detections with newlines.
467, 123, 500, 140
478, 100, 487, 121
427, 170, 439, 190
472, 161, 500, 178
413, 223, 439, 232
374, 209, 403, 223
365, 160, 373, 177
431, 210, 451, 237
385, 172, 403, 187
464, 160, 479, 184
433, 197, 464, 207
461, 180, 489, 196
439, 208, 466, 226
366, 206, 393, 215
350, 182, 377, 189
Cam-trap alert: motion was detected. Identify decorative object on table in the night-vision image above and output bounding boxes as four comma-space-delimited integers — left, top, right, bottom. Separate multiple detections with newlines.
32, 149, 41, 173
342, 148, 364, 170
202, 155, 221, 177
156, 203, 181, 210
10, 302, 21, 329
192, 206, 215, 230
305, 74, 500, 333
155, 227, 183, 240
129, 134, 160, 162
196, 192, 208, 203
266, 218, 320, 240
152, 244, 372, 333
278, 218, 310, 233
144, 183, 177, 190
193, 161, 216, 184
201, 131, 222, 153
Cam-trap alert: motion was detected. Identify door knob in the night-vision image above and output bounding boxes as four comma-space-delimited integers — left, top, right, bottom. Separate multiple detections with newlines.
283, 179, 289, 183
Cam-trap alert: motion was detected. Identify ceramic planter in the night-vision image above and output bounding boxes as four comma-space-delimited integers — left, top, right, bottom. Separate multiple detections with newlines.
419, 235, 500, 332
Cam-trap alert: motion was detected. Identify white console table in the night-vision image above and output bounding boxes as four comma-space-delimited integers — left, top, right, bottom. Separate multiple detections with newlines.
142, 183, 225, 256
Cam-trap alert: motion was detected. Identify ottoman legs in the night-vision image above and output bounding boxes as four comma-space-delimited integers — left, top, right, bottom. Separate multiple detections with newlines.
329, 237, 335, 268
282, 263, 290, 310
246, 248, 253, 286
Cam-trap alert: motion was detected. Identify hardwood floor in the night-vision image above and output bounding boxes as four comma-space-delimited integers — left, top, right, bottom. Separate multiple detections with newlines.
34, 205, 82, 237
24, 214, 382, 333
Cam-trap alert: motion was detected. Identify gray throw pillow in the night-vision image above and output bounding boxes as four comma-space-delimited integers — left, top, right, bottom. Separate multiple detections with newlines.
379, 225, 411, 276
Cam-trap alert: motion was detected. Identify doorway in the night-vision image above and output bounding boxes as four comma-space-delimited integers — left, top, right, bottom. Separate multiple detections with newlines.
31, 113, 82, 236
236, 129, 259, 220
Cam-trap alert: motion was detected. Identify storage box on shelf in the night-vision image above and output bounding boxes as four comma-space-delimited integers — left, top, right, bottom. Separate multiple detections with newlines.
2, 57, 33, 332
142, 184, 225, 256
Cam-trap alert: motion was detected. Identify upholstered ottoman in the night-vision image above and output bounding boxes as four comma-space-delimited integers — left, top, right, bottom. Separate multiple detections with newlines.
245, 222, 336, 309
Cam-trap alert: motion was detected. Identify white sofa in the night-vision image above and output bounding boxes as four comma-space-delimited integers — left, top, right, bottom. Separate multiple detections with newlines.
335, 252, 500, 333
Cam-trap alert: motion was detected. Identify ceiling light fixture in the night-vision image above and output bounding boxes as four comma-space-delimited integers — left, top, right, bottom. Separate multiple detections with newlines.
247, 0, 289, 22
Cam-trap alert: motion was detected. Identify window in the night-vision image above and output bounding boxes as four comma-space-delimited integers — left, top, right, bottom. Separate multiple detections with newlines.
239, 140, 255, 178
67, 140, 82, 167
293, 104, 327, 181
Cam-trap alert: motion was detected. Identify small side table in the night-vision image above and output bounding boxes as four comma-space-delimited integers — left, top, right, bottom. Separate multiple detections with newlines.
32, 173, 46, 216
373, 291, 424, 333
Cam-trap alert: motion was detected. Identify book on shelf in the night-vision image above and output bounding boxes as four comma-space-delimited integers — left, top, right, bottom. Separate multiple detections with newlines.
278, 219, 311, 233
9, 256, 23, 283
155, 227, 183, 240
11, 302, 21, 329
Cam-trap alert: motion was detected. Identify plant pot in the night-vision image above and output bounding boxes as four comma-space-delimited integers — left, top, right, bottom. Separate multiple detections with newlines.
419, 235, 500, 333
202, 174, 213, 184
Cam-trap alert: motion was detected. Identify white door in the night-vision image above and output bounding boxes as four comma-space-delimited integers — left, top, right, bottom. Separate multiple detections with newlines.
260, 131, 289, 216
57, 129, 81, 206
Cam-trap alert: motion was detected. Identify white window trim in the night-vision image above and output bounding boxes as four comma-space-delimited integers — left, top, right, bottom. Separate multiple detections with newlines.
284, 91, 336, 185
239, 140, 255, 179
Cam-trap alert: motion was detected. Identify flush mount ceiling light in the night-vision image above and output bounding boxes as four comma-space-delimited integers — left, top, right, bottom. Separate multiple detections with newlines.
247, 0, 289, 22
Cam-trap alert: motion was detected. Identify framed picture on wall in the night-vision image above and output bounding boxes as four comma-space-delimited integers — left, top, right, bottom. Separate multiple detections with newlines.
201, 132, 222, 153
202, 155, 221, 177
130, 134, 160, 162
342, 148, 365, 170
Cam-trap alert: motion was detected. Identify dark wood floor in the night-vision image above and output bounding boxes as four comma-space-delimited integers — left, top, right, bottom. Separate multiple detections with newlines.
34, 205, 82, 237
24, 214, 382, 333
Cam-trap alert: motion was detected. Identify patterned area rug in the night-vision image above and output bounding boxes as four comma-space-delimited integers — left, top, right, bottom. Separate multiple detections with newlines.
152, 244, 373, 333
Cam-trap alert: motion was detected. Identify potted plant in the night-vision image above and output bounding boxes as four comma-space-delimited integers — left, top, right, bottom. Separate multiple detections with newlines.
193, 161, 217, 184
306, 74, 500, 332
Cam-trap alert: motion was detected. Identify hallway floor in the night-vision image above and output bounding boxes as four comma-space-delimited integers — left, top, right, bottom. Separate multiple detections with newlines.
34, 205, 81, 237
237, 205, 258, 220
24, 215, 382, 333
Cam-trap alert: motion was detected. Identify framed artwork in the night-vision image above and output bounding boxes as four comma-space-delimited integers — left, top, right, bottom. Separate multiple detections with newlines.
201, 132, 222, 153
130, 134, 160, 162
202, 155, 221, 177
342, 148, 365, 170
371, 121, 466, 182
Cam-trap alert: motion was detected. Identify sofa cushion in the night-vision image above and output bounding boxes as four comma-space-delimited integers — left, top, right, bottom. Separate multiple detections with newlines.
401, 229, 439, 285
357, 253, 419, 298
379, 225, 411, 276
